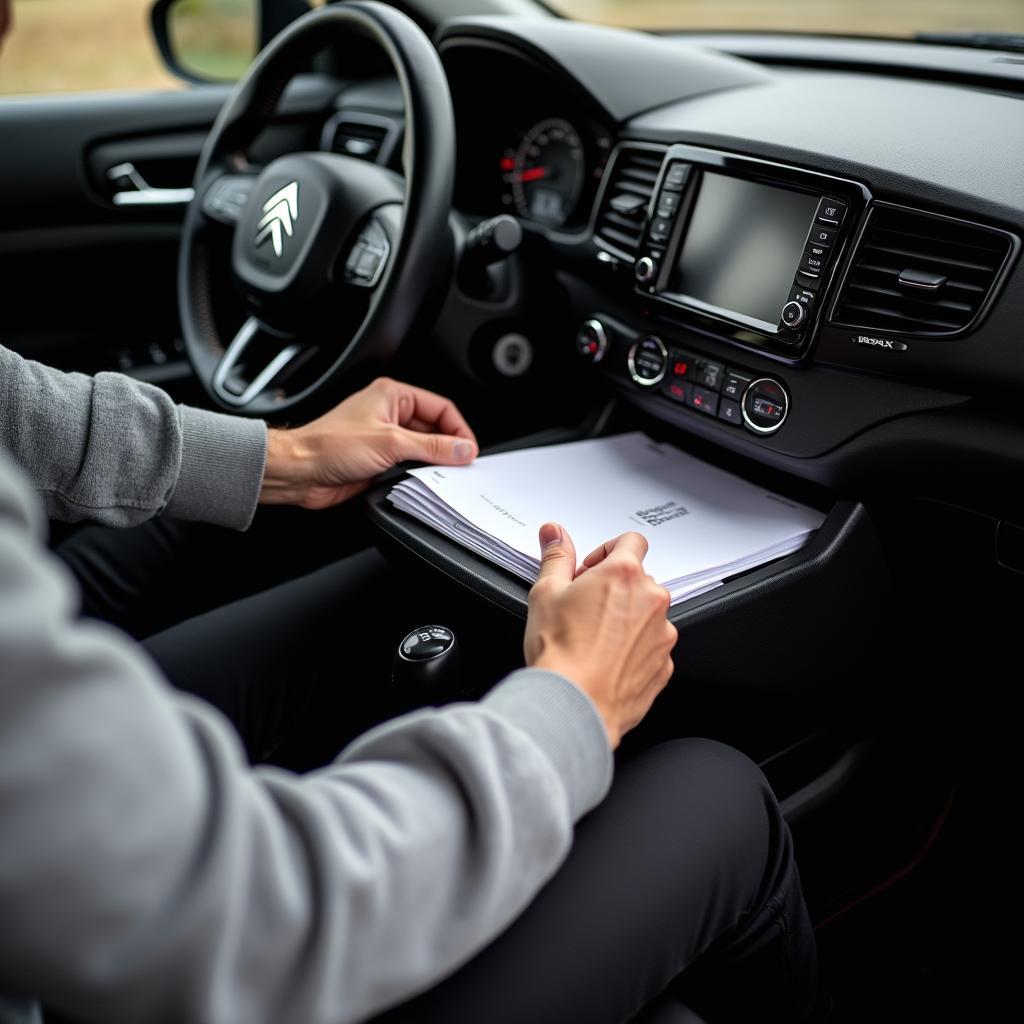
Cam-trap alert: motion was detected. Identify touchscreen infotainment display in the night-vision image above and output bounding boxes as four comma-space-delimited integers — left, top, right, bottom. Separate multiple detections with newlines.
668, 172, 819, 332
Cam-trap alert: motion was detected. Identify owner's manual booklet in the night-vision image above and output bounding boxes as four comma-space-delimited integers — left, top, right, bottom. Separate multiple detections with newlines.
387, 432, 825, 606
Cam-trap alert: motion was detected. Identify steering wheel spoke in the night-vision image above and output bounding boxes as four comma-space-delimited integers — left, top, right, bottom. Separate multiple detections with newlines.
212, 318, 304, 408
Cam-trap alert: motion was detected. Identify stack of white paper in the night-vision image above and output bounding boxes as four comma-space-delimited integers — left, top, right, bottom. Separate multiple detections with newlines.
388, 432, 826, 606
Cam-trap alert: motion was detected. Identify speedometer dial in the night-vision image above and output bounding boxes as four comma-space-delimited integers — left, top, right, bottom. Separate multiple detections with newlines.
510, 118, 585, 228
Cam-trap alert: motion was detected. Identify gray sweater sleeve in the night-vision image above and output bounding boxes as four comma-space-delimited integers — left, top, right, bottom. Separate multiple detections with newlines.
0, 344, 266, 530
0, 451, 613, 1024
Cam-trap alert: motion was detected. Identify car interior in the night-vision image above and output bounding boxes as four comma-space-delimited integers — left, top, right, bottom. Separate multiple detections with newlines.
1, 0, 1021, 1018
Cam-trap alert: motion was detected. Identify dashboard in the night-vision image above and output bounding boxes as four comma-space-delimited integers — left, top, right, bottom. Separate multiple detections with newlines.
326, 15, 1024, 518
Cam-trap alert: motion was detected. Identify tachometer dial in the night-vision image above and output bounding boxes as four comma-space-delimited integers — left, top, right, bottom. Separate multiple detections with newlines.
510, 118, 585, 227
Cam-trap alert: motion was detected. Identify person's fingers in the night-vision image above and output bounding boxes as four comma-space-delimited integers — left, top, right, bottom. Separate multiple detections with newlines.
391, 382, 477, 444
582, 531, 650, 573
388, 426, 477, 466
536, 523, 578, 590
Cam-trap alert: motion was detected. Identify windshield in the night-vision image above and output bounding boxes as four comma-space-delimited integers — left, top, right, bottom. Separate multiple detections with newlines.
546, 0, 1024, 39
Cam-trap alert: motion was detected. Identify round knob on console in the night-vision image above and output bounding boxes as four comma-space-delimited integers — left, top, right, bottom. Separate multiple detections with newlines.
741, 378, 790, 435
780, 300, 806, 329
575, 319, 609, 363
635, 256, 657, 284
627, 335, 668, 387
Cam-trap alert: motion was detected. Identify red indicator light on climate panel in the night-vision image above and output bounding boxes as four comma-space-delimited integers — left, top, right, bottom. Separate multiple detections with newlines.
500, 156, 515, 171
670, 384, 685, 398
693, 393, 705, 408
673, 361, 689, 376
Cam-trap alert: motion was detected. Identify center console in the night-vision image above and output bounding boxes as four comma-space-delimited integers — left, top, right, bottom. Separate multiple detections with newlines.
629, 144, 869, 358
581, 144, 872, 441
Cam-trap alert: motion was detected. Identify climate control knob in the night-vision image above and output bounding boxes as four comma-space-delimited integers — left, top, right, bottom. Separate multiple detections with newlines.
628, 336, 668, 387
635, 256, 657, 284
742, 378, 790, 434
575, 319, 609, 363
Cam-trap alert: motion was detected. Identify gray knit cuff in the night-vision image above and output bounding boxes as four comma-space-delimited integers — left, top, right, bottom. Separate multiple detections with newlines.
165, 406, 267, 531
483, 668, 613, 821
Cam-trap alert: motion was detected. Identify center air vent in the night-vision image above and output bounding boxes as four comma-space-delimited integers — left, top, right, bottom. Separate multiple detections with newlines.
832, 203, 1014, 337
321, 113, 399, 166
593, 144, 665, 260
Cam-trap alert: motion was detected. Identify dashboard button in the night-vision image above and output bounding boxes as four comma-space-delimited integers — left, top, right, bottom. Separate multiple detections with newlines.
628, 336, 668, 387
806, 239, 830, 260
663, 163, 690, 191
817, 198, 847, 226
662, 379, 692, 405
668, 349, 698, 381
808, 224, 837, 247
722, 370, 752, 400
695, 359, 724, 391
799, 247, 828, 276
648, 217, 673, 242
788, 286, 816, 309
742, 378, 790, 434
795, 269, 821, 290
687, 385, 720, 416
718, 398, 743, 425
656, 191, 680, 214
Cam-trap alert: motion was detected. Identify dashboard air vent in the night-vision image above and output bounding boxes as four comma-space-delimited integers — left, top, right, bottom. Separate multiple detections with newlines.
593, 144, 665, 260
832, 204, 1013, 336
321, 114, 398, 165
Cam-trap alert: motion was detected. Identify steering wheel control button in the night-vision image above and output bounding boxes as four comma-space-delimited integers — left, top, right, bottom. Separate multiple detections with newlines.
718, 398, 743, 426
345, 218, 390, 288
635, 255, 658, 284
817, 198, 847, 226
492, 333, 534, 377
687, 385, 720, 417
663, 162, 691, 191
628, 336, 668, 387
721, 370, 753, 401
780, 300, 806, 329
742, 378, 790, 435
576, 319, 609, 362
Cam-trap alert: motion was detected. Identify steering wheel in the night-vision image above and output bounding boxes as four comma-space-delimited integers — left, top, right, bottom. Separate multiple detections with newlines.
178, 1, 455, 416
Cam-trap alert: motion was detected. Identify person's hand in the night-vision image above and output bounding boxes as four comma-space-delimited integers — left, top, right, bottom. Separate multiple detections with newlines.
523, 523, 677, 749
259, 377, 478, 509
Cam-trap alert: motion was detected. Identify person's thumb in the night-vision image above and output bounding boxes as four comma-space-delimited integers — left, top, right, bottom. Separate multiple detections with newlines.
536, 523, 577, 589
390, 427, 477, 466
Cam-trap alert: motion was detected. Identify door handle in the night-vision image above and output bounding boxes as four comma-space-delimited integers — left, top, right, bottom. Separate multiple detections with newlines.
107, 162, 195, 207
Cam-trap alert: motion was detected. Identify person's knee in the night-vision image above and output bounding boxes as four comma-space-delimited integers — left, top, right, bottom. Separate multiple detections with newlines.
638, 738, 780, 895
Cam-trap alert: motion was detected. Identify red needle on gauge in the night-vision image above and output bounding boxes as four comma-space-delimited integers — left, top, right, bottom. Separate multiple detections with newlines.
518, 167, 549, 182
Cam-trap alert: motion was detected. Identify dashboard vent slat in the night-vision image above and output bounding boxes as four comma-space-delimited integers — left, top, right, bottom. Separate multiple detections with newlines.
593, 144, 666, 261
321, 114, 398, 166
832, 205, 1014, 337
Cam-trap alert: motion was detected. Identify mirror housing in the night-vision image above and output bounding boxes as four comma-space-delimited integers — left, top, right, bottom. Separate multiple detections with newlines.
150, 0, 309, 84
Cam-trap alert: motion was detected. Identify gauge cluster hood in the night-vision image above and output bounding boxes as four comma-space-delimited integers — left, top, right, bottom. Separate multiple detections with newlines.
435, 16, 770, 125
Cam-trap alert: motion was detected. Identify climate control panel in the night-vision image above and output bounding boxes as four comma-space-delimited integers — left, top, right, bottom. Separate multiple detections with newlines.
583, 317, 791, 437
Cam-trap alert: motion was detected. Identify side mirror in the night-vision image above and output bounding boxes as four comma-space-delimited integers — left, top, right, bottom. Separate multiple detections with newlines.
150, 0, 261, 83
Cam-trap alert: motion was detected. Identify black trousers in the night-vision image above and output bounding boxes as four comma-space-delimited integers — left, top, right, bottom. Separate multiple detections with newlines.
56, 517, 820, 1023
